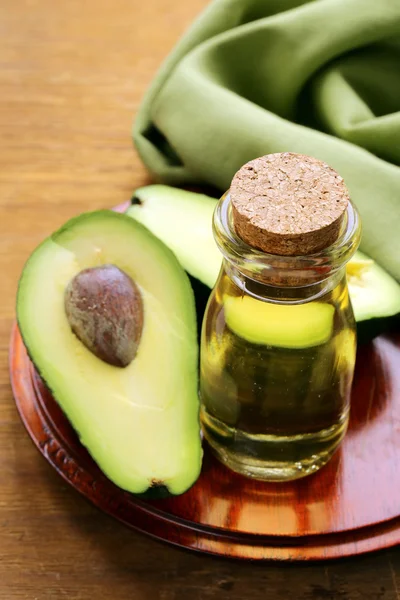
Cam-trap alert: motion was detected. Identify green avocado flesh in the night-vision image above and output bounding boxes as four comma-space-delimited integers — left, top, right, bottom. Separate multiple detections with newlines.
129, 186, 221, 288
17, 210, 202, 495
346, 253, 400, 322
127, 185, 400, 328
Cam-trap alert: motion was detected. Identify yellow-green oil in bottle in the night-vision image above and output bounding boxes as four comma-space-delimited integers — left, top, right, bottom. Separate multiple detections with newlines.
200, 269, 357, 481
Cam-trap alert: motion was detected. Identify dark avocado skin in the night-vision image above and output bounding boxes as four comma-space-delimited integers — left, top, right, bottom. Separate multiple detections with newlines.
188, 275, 211, 342
135, 485, 172, 500
357, 315, 400, 346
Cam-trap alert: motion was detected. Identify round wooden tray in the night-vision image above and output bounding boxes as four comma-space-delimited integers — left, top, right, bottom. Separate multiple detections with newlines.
9, 321, 400, 561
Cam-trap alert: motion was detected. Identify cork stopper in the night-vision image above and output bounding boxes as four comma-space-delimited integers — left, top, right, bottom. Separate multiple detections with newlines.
230, 153, 349, 256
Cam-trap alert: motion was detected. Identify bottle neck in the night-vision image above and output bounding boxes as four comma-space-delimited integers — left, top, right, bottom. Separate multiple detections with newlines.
213, 192, 361, 298
224, 259, 346, 304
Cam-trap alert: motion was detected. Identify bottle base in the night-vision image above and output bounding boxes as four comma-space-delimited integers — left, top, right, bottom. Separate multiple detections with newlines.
201, 408, 348, 482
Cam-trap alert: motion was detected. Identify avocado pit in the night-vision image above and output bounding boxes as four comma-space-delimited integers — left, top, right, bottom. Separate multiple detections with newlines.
64, 264, 143, 367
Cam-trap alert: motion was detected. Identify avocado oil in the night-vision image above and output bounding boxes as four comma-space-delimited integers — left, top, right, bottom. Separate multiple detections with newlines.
199, 153, 362, 481
200, 270, 356, 481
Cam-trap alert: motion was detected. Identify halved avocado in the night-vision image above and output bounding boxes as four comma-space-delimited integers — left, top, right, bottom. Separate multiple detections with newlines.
127, 185, 400, 337
17, 210, 202, 495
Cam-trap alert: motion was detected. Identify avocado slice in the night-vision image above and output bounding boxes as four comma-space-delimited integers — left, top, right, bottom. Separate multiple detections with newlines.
347, 251, 400, 343
129, 185, 220, 288
127, 185, 400, 333
17, 210, 202, 495
347, 252, 400, 322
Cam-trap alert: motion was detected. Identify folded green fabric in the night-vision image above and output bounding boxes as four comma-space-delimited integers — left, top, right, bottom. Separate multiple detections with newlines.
133, 0, 400, 280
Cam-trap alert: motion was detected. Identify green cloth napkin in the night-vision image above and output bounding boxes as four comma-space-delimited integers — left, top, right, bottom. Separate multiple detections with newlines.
133, 0, 400, 280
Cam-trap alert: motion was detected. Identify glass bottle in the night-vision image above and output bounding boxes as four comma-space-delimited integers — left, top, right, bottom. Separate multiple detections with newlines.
200, 187, 361, 482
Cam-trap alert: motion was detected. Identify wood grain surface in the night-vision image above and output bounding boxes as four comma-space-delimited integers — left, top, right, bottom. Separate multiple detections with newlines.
2, 0, 400, 598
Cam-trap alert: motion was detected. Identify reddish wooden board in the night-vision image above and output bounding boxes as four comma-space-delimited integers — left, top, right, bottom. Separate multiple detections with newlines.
9, 322, 400, 561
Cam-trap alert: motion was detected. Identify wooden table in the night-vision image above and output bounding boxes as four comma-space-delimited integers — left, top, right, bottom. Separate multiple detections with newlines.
1, 0, 400, 597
